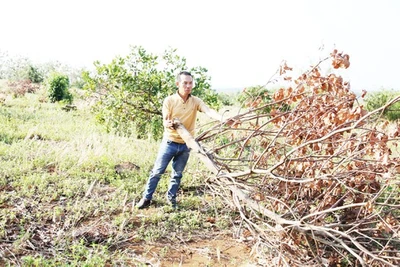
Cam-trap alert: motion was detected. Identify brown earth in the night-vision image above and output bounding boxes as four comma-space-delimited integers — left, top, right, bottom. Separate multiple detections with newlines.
126, 238, 256, 266
124, 207, 259, 266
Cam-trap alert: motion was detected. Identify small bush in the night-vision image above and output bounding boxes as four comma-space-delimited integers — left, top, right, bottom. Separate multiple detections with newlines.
7, 80, 40, 97
218, 92, 236, 106
28, 65, 44, 83
365, 90, 400, 121
237, 85, 290, 114
46, 73, 72, 103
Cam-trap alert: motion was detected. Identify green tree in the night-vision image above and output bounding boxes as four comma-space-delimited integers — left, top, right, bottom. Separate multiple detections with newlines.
46, 73, 72, 103
83, 46, 221, 140
236, 85, 290, 115
0, 52, 31, 81
28, 65, 44, 83
365, 90, 400, 121
218, 92, 238, 106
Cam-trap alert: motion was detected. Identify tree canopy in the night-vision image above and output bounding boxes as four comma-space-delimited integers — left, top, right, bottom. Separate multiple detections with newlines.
83, 46, 221, 139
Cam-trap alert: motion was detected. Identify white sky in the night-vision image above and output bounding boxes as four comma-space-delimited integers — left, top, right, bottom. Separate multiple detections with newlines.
1, 0, 399, 93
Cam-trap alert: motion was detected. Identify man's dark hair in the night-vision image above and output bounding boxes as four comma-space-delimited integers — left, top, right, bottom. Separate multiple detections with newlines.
176, 71, 193, 82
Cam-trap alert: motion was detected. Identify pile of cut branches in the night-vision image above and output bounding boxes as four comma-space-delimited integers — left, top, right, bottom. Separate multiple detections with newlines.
189, 50, 400, 266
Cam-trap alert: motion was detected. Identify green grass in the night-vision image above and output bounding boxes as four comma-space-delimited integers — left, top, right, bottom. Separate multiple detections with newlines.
0, 89, 239, 266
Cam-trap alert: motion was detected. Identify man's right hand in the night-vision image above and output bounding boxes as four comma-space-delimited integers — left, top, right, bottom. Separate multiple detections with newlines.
164, 119, 174, 129
164, 115, 175, 129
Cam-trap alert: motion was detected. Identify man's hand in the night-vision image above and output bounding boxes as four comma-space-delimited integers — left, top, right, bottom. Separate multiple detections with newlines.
164, 115, 175, 129
164, 120, 174, 129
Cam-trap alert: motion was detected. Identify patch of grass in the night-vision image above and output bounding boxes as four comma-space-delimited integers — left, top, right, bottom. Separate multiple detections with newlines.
0, 90, 239, 266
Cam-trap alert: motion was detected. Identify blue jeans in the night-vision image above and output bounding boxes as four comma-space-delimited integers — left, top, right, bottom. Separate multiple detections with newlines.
142, 138, 190, 202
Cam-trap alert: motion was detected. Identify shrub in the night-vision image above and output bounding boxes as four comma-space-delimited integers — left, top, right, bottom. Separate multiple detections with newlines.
7, 80, 40, 97
46, 73, 72, 103
365, 90, 400, 121
237, 85, 290, 114
217, 92, 236, 106
28, 65, 44, 83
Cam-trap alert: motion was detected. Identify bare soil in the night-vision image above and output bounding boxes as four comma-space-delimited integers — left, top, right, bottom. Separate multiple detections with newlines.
125, 207, 259, 267
126, 238, 255, 267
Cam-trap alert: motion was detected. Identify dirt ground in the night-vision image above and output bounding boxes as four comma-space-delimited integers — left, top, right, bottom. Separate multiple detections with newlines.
126, 238, 257, 267
124, 207, 259, 266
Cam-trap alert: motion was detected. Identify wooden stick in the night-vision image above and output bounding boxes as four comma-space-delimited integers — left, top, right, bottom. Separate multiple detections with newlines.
172, 118, 220, 174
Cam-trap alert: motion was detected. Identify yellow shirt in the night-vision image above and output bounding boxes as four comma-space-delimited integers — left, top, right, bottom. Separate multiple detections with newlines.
163, 93, 207, 143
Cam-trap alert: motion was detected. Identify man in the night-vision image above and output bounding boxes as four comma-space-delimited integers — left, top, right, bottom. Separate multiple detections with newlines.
136, 71, 224, 209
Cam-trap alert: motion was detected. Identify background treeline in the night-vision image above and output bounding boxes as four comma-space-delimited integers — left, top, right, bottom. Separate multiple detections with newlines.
1, 47, 399, 141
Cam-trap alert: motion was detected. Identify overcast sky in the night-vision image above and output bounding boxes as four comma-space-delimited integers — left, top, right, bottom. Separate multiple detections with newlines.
1, 0, 399, 93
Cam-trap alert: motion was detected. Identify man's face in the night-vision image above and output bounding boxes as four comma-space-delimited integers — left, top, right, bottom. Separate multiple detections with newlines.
176, 74, 193, 96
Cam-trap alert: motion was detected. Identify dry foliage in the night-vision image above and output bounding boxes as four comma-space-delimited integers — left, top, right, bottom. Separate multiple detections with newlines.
190, 50, 400, 266
7, 80, 40, 97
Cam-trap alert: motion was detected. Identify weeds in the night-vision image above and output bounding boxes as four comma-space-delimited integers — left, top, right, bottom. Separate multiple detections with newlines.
0, 90, 241, 266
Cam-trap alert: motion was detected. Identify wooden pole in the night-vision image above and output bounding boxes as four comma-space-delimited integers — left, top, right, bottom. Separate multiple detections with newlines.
172, 118, 220, 174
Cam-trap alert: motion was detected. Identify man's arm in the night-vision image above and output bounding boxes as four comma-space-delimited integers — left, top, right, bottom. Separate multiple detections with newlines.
162, 97, 175, 129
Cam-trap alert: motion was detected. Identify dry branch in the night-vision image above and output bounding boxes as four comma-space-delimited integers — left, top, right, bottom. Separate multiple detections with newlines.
176, 50, 400, 266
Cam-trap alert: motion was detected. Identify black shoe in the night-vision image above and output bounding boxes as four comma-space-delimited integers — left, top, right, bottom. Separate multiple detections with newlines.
136, 198, 151, 209
169, 199, 177, 209
166, 195, 178, 210
166, 194, 177, 209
